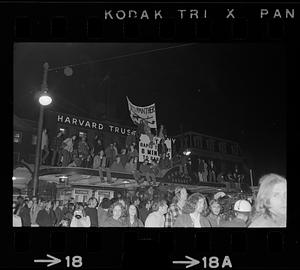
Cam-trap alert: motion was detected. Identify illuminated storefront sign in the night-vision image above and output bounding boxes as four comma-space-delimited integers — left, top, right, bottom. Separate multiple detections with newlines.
56, 113, 136, 136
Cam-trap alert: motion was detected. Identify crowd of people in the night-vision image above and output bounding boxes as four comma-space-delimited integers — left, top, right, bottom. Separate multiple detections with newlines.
13, 173, 286, 228
38, 124, 245, 188
39, 124, 175, 181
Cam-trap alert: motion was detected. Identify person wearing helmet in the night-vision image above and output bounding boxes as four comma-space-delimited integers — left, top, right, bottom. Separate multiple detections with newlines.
222, 199, 252, 227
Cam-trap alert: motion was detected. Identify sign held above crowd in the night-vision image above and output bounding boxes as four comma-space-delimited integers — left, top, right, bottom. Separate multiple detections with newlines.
139, 134, 172, 162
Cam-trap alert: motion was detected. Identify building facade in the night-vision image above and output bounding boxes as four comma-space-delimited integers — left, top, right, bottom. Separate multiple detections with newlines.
13, 110, 137, 165
13, 115, 37, 164
174, 131, 250, 185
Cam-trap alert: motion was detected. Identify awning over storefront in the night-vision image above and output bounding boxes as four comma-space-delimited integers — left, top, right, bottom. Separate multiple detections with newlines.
37, 165, 229, 193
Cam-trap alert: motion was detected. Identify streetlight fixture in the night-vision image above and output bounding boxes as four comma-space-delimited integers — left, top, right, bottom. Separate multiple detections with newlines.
32, 62, 52, 197
31, 63, 74, 197
39, 90, 52, 106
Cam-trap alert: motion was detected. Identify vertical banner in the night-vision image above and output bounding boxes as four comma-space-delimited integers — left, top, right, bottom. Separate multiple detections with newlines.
126, 96, 157, 129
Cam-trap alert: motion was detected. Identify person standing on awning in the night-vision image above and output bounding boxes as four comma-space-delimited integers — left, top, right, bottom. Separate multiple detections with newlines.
61, 135, 77, 167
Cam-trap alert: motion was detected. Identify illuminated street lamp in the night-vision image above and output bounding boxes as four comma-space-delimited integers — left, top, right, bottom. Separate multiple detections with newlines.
32, 63, 52, 197
39, 90, 52, 106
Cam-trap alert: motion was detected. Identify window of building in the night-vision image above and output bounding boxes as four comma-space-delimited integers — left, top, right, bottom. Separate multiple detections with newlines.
32, 135, 37, 145
231, 144, 239, 156
206, 139, 215, 152
192, 135, 203, 149
14, 131, 22, 143
219, 142, 227, 154
202, 138, 208, 150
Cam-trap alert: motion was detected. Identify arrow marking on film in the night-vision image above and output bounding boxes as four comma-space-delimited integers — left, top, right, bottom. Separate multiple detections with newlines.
173, 256, 200, 268
34, 254, 61, 267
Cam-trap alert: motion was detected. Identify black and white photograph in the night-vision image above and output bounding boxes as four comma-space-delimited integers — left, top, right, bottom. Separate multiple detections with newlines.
13, 42, 286, 228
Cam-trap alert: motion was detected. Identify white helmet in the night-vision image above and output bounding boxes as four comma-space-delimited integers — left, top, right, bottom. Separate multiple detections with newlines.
234, 200, 252, 212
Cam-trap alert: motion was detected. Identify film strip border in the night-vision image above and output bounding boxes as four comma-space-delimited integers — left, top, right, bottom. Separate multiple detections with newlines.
12, 4, 297, 42
7, 2, 298, 269
6, 229, 298, 268
14, 16, 291, 41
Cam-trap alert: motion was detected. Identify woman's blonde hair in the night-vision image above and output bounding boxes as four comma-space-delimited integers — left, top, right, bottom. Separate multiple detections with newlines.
254, 173, 286, 218
172, 186, 185, 204
182, 193, 207, 214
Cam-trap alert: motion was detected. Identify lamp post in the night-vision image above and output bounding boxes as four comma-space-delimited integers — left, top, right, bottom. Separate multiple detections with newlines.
32, 62, 52, 197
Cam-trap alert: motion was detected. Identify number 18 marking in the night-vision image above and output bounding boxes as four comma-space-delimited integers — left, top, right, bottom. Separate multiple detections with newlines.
65, 256, 83, 268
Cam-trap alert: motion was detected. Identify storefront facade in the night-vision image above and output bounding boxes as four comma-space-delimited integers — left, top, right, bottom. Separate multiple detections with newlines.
56, 187, 115, 203
13, 111, 137, 165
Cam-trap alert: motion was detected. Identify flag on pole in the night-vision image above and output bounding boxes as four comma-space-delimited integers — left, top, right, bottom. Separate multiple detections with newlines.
126, 96, 157, 129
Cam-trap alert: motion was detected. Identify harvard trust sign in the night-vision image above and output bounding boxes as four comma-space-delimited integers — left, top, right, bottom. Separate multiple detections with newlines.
57, 114, 136, 136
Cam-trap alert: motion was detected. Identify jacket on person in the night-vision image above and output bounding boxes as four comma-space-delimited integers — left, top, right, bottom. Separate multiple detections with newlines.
63, 138, 74, 152
127, 149, 138, 160
145, 211, 165, 227
84, 207, 98, 227
54, 207, 64, 225
93, 142, 104, 156
222, 217, 247, 227
78, 141, 90, 158
174, 213, 211, 227
93, 155, 106, 169
105, 146, 115, 160
206, 213, 222, 227
123, 217, 144, 227
51, 135, 64, 151
159, 157, 171, 170
138, 206, 151, 225
125, 162, 137, 173
119, 154, 128, 167
165, 203, 182, 227
125, 134, 135, 149
70, 216, 91, 227
97, 207, 109, 227
19, 205, 31, 227
102, 217, 124, 227
139, 163, 151, 174
249, 214, 286, 228
110, 161, 126, 172
30, 204, 41, 225
13, 215, 22, 227
36, 209, 56, 227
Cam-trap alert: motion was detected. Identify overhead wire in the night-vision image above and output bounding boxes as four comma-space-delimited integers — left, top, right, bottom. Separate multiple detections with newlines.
48, 43, 197, 71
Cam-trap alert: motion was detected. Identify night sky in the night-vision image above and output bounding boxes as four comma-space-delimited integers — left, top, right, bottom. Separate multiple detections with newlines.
14, 43, 286, 182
